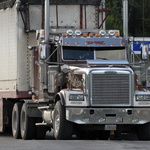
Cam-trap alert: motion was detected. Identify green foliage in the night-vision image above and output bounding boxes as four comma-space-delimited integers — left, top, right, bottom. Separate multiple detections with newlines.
105, 0, 123, 35
105, 0, 150, 37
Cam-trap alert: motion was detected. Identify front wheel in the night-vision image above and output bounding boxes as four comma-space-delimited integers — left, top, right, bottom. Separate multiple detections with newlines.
53, 101, 73, 140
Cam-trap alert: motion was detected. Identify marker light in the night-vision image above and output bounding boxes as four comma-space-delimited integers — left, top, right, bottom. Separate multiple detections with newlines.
65, 42, 69, 45
89, 33, 94, 37
75, 42, 80, 46
83, 33, 87, 37
62, 33, 67, 37
115, 31, 120, 37
95, 34, 100, 37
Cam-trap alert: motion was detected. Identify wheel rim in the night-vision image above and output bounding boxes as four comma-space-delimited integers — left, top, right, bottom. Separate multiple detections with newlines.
54, 110, 60, 134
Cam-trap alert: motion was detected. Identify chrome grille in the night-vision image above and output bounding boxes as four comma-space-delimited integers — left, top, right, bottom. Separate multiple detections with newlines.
91, 72, 130, 106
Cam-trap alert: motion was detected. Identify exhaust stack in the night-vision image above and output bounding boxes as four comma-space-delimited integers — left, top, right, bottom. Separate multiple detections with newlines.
123, 0, 128, 40
45, 0, 50, 42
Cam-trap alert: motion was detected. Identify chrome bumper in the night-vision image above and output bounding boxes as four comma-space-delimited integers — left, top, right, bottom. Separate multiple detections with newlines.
66, 107, 150, 125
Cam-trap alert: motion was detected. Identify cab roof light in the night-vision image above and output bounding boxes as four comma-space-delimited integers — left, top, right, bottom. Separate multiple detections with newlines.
75, 30, 82, 36
67, 29, 74, 36
108, 30, 115, 36
99, 30, 106, 36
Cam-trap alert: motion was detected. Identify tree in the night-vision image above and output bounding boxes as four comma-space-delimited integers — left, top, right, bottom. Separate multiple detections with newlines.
105, 0, 150, 37
105, 0, 123, 35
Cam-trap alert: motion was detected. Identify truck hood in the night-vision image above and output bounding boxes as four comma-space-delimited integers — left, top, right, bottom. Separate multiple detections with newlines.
61, 60, 130, 75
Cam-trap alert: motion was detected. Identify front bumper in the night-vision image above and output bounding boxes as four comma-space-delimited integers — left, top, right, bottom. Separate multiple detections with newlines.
66, 107, 150, 125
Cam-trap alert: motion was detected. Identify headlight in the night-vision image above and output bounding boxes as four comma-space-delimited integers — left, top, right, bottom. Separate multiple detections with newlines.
69, 94, 84, 101
136, 95, 150, 101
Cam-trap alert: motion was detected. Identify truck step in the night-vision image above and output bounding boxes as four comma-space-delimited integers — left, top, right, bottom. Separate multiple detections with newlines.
38, 106, 49, 110
38, 105, 54, 111
36, 122, 48, 126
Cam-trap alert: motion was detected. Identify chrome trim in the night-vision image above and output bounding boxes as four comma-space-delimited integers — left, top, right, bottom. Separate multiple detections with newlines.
66, 107, 150, 125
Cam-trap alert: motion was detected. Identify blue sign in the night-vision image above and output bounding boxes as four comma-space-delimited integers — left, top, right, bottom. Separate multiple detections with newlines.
133, 41, 150, 51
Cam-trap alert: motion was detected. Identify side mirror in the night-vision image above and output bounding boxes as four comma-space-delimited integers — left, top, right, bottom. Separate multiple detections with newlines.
141, 43, 149, 62
39, 44, 47, 59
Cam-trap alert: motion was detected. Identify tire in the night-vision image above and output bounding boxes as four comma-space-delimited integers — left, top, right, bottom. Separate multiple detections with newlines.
12, 103, 23, 139
136, 123, 150, 140
20, 103, 36, 140
53, 101, 73, 140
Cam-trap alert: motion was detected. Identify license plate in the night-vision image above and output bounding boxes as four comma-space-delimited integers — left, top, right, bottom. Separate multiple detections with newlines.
105, 125, 116, 130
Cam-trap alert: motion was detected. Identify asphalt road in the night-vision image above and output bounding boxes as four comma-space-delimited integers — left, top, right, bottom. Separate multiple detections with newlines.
0, 132, 150, 150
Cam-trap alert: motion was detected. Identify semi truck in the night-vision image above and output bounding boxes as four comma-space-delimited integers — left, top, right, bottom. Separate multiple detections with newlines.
0, 0, 150, 140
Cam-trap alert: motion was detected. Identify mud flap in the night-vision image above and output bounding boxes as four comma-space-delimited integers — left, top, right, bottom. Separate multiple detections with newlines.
0, 99, 3, 132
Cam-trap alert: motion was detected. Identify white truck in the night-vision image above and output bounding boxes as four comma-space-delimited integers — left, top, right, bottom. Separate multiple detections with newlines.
0, 0, 150, 140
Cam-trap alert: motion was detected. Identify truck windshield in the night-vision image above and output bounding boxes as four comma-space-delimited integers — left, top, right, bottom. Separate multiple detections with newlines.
63, 46, 126, 60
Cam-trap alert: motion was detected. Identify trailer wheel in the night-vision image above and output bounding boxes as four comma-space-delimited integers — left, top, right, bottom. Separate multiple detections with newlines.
53, 101, 73, 140
20, 103, 36, 140
136, 123, 150, 140
12, 103, 23, 139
